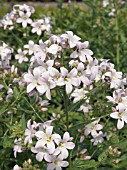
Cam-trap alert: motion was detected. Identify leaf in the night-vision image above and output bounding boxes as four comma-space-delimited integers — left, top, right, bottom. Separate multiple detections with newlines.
69, 159, 99, 170
13, 86, 20, 99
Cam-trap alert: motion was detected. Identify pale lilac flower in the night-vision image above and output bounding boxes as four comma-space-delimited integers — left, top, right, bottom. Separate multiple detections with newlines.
102, 69, 122, 89
54, 132, 75, 159
31, 19, 44, 35
35, 126, 61, 151
47, 156, 69, 170
24, 119, 38, 145
91, 131, 106, 145
84, 120, 103, 137
79, 102, 92, 114
24, 40, 35, 55
57, 67, 80, 94
6, 88, 13, 101
71, 88, 88, 103
106, 89, 124, 104
110, 103, 127, 129
38, 98, 49, 111
16, 11, 32, 28
31, 145, 53, 162
37, 71, 56, 99
24, 67, 43, 93
42, 16, 51, 32
61, 31, 81, 48
11, 65, 18, 74
102, 0, 109, 7
70, 41, 93, 62
48, 44, 62, 55
13, 138, 22, 158
34, 42, 48, 63
15, 49, 28, 63
13, 165, 22, 170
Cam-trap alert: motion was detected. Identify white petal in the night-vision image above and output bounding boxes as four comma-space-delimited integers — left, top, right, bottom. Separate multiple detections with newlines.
27, 83, 35, 93
117, 119, 124, 129
66, 82, 72, 94
36, 152, 44, 162
110, 112, 119, 119
65, 142, 75, 149
46, 126, 53, 136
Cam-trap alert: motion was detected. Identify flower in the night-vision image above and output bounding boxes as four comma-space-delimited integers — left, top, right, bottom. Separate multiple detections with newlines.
31, 145, 53, 162
24, 67, 43, 93
57, 67, 80, 94
110, 103, 127, 129
13, 165, 22, 170
16, 11, 32, 28
31, 19, 44, 35
24, 40, 35, 55
24, 119, 39, 145
15, 49, 28, 63
35, 126, 61, 152
84, 120, 103, 137
54, 132, 75, 159
70, 41, 93, 62
13, 138, 22, 158
47, 156, 69, 170
91, 131, 106, 145
61, 31, 81, 48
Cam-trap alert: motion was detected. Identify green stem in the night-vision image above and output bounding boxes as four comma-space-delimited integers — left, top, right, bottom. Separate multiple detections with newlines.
114, 0, 120, 71
23, 97, 44, 122
63, 89, 69, 130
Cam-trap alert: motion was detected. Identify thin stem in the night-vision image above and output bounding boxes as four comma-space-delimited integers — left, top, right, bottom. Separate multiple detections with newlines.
63, 89, 69, 130
24, 97, 44, 123
114, 0, 120, 71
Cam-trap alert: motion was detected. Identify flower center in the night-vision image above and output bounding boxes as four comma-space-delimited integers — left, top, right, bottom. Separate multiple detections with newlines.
46, 137, 51, 142
59, 142, 65, 147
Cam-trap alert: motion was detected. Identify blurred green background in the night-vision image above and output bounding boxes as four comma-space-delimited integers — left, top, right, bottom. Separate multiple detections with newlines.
0, 0, 127, 72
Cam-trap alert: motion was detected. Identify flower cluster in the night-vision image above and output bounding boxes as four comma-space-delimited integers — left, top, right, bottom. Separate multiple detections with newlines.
23, 31, 126, 115
0, 4, 51, 34
0, 41, 13, 69
107, 89, 127, 129
14, 120, 75, 170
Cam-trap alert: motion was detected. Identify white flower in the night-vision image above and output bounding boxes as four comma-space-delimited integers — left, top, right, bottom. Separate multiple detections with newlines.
70, 41, 93, 62
47, 156, 69, 170
84, 120, 103, 137
102, 69, 122, 89
24, 119, 39, 145
13, 138, 22, 158
37, 71, 56, 100
48, 44, 62, 55
24, 67, 43, 93
102, 0, 109, 7
15, 49, 28, 63
16, 11, 32, 28
34, 42, 47, 63
110, 103, 127, 129
31, 19, 44, 35
13, 165, 22, 170
91, 131, 106, 145
31, 145, 53, 162
24, 40, 35, 55
61, 31, 81, 48
54, 132, 75, 159
71, 88, 88, 103
57, 67, 80, 94
35, 126, 61, 152
42, 16, 51, 32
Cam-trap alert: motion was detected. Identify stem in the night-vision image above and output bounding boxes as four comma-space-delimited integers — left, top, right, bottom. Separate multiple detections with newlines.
24, 97, 44, 122
63, 89, 69, 130
114, 0, 120, 71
